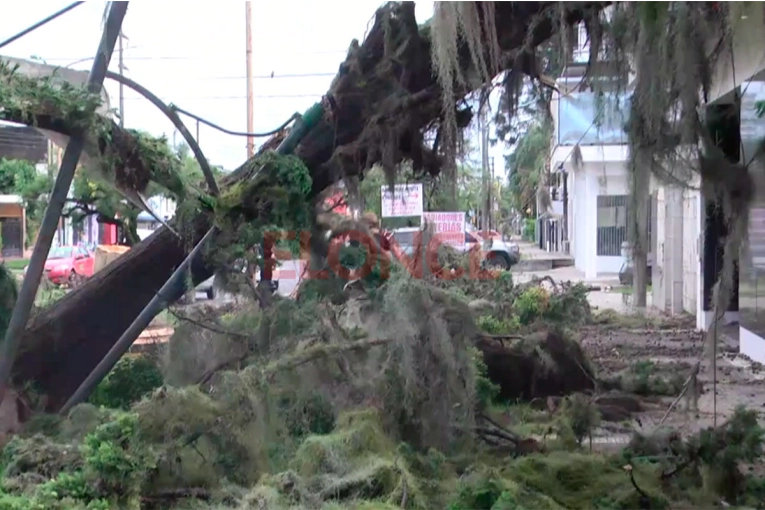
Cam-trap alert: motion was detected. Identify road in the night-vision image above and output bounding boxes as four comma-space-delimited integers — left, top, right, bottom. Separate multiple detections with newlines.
185, 259, 305, 305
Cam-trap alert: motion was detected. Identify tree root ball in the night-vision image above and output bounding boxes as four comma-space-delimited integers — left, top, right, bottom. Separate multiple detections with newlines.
476, 330, 595, 401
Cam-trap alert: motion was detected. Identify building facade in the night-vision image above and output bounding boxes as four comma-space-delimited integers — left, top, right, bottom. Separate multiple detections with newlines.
136, 195, 177, 241
717, 16, 765, 362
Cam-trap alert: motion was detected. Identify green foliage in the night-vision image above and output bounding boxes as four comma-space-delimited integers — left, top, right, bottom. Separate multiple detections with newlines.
0, 411, 152, 508
513, 287, 549, 326
446, 466, 562, 510
0, 158, 37, 195
81, 412, 157, 498
0, 61, 102, 130
34, 285, 67, 309
505, 120, 553, 215
755, 100, 765, 118
0, 158, 52, 247
472, 348, 500, 410
0, 264, 17, 336
560, 394, 601, 447
0, 62, 192, 224
511, 452, 667, 509
523, 218, 536, 241
209, 151, 313, 280
89, 355, 164, 410
476, 315, 519, 335
359, 164, 484, 225
614, 360, 685, 396
544, 283, 592, 327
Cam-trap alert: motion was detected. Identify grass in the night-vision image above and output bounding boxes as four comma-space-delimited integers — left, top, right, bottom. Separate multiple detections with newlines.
617, 284, 652, 295
2, 258, 29, 271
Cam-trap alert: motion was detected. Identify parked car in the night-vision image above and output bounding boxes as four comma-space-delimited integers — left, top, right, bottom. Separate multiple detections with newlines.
23, 245, 95, 286
184, 260, 280, 303
464, 230, 520, 270
387, 227, 520, 270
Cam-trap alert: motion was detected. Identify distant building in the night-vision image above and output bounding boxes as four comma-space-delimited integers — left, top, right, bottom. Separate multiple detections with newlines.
136, 195, 176, 240
0, 55, 115, 249
0, 125, 48, 164
0, 195, 26, 258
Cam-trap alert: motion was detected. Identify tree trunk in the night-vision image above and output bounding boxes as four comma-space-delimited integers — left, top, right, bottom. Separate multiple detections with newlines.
631, 158, 651, 309
7, 2, 605, 412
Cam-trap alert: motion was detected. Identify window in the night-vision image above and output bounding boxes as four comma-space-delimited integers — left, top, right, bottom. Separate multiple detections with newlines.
596, 195, 628, 256
48, 247, 73, 260
596, 195, 652, 256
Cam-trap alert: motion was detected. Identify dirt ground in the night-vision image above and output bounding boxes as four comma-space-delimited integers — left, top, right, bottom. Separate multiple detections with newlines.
507, 256, 765, 446
577, 312, 765, 450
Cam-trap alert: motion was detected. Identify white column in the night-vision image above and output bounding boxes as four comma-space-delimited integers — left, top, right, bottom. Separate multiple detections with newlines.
585, 170, 598, 279
653, 187, 667, 311
666, 185, 685, 314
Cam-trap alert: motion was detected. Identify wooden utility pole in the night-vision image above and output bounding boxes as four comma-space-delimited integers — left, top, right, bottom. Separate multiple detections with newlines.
245, 2, 255, 158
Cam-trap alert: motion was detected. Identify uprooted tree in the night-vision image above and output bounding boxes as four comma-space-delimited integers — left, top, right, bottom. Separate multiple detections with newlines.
0, 1, 758, 418
1, 1, 609, 411
0, 2, 764, 508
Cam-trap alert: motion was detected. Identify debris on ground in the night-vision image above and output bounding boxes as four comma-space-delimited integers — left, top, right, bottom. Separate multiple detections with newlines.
2, 255, 764, 509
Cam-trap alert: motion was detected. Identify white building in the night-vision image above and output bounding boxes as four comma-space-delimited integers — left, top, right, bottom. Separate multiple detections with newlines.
709, 15, 765, 362
546, 38, 661, 280
549, 14, 765, 363
136, 195, 176, 240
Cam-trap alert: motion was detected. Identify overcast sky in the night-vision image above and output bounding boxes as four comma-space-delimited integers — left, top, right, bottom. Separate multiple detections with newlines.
3, 1, 506, 174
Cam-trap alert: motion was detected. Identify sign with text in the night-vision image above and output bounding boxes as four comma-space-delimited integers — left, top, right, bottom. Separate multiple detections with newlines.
423, 212, 466, 250
381, 183, 423, 218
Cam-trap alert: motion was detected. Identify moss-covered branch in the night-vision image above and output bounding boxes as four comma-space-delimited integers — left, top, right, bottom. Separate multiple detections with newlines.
0, 61, 186, 199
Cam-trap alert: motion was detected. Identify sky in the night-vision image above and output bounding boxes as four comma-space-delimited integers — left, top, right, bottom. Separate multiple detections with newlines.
2, 1, 507, 175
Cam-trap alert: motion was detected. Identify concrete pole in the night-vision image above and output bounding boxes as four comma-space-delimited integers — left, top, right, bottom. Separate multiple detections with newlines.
245, 2, 255, 158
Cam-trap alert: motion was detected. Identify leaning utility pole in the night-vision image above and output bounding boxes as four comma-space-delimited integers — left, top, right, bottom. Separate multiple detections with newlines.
245, 2, 255, 158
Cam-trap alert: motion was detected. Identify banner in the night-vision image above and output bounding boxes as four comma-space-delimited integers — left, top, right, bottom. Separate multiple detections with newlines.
381, 183, 423, 218
423, 211, 466, 250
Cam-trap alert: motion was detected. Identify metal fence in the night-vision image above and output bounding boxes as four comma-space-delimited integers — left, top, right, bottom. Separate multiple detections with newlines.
596, 195, 653, 256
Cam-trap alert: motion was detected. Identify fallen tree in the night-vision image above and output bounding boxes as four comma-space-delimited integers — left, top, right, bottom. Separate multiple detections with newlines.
2, 1, 608, 411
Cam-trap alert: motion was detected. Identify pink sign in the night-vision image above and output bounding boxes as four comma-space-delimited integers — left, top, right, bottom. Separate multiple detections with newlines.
423, 212, 466, 250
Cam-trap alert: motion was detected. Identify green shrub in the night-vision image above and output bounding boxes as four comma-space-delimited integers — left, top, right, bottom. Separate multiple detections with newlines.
81, 412, 157, 499
476, 315, 520, 335
522, 219, 536, 241
513, 287, 549, 326
89, 355, 163, 410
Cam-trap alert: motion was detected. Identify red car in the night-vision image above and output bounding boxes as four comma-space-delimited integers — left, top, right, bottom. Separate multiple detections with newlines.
25, 246, 95, 286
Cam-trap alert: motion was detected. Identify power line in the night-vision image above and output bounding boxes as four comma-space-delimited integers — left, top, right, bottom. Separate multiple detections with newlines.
42, 50, 347, 63
0, 2, 85, 50
175, 72, 336, 81
122, 93, 324, 101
